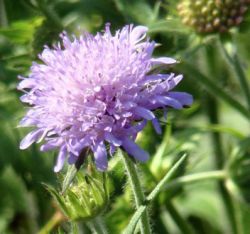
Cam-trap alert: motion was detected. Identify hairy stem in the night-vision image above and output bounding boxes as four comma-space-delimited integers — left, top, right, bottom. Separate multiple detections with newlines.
125, 170, 226, 233
0, 0, 8, 27
38, 211, 65, 234
120, 150, 151, 234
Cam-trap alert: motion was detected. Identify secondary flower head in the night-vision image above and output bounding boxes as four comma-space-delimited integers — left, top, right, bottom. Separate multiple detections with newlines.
178, 0, 250, 34
18, 24, 192, 172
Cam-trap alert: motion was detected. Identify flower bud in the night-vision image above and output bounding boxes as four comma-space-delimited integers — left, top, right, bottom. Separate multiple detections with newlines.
45, 168, 109, 221
178, 0, 250, 34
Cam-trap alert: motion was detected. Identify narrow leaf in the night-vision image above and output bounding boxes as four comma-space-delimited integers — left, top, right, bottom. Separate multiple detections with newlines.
147, 153, 188, 201
122, 206, 146, 234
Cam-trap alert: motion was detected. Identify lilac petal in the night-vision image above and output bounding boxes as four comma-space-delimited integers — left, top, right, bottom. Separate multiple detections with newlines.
19, 117, 37, 127
155, 96, 182, 109
20, 94, 31, 103
163, 108, 168, 120
144, 42, 155, 57
168, 92, 193, 107
168, 75, 183, 90
133, 119, 147, 132
68, 152, 78, 164
37, 129, 49, 143
134, 106, 155, 120
144, 74, 170, 83
54, 145, 67, 172
105, 23, 112, 36
71, 138, 89, 155
20, 129, 44, 150
93, 141, 108, 171
40, 139, 63, 152
151, 57, 177, 66
123, 101, 137, 110
104, 132, 122, 146
40, 143, 56, 152
130, 26, 148, 44
17, 79, 36, 90
127, 120, 147, 140
122, 138, 149, 161
152, 118, 162, 135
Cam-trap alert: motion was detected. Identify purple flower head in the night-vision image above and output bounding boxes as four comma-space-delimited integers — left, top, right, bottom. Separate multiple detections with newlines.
18, 24, 193, 172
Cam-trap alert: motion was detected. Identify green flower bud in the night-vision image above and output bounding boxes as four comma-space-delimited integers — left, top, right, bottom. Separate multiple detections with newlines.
178, 0, 250, 34
45, 168, 109, 221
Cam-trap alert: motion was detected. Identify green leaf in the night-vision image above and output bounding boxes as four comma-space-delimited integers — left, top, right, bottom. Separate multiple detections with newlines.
148, 19, 189, 34
122, 206, 146, 234
113, 0, 156, 25
0, 18, 43, 44
147, 153, 188, 201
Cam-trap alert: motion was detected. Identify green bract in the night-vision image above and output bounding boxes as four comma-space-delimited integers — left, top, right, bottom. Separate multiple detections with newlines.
45, 169, 109, 221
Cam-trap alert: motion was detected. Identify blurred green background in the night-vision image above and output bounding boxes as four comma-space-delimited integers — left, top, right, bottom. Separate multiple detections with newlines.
0, 0, 250, 233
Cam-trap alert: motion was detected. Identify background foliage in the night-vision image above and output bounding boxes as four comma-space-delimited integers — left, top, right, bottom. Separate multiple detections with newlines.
0, 0, 250, 233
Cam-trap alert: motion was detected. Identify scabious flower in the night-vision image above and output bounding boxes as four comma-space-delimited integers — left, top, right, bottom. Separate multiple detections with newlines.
18, 24, 193, 172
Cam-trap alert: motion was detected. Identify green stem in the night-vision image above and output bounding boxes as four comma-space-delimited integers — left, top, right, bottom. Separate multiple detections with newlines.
219, 40, 250, 111
166, 201, 195, 234
125, 170, 226, 233
38, 211, 65, 234
205, 94, 238, 234
0, 0, 8, 27
177, 63, 250, 119
120, 150, 151, 234
87, 216, 108, 234
204, 44, 239, 234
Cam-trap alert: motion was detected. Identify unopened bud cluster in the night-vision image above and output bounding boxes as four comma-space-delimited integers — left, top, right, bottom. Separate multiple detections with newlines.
178, 0, 250, 33
46, 170, 109, 221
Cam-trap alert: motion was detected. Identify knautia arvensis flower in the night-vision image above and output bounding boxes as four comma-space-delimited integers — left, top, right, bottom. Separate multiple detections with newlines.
18, 24, 193, 172
178, 0, 250, 34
